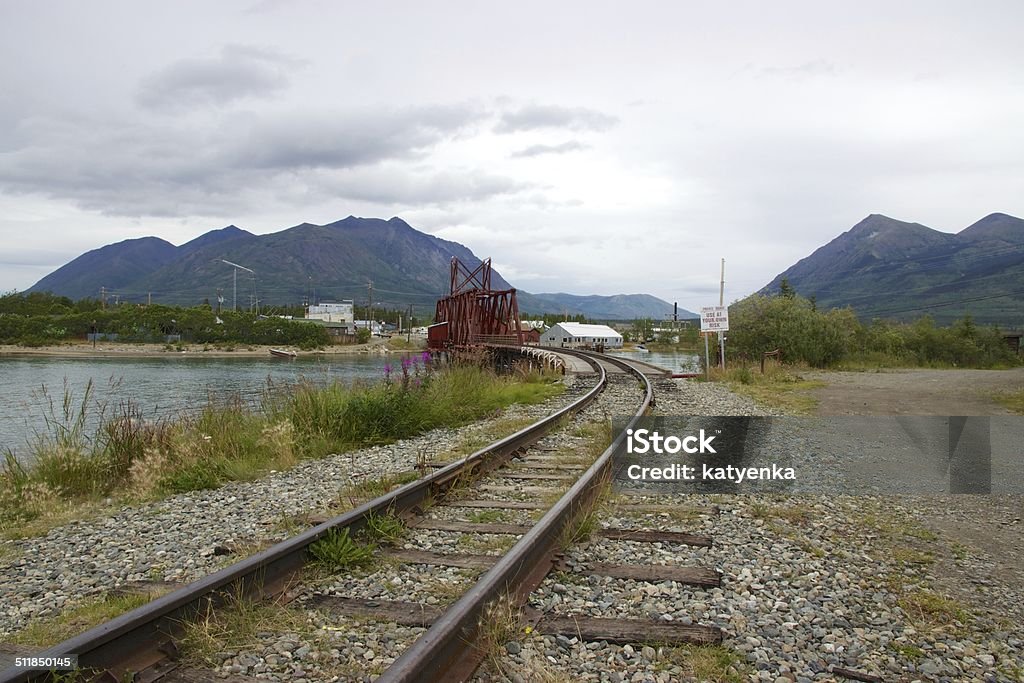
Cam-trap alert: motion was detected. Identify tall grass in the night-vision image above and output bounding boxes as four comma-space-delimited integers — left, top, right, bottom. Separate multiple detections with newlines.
0, 359, 563, 536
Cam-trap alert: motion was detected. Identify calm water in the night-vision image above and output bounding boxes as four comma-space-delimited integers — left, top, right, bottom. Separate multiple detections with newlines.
607, 349, 702, 374
0, 354, 392, 461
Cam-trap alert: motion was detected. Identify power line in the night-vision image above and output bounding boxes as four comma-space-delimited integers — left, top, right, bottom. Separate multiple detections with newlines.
855, 288, 1024, 317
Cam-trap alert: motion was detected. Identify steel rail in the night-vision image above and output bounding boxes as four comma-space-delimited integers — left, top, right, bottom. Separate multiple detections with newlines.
379, 350, 653, 682
0, 349, 608, 683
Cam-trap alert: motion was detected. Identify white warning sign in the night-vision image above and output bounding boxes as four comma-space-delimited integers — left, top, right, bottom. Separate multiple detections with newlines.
700, 306, 729, 332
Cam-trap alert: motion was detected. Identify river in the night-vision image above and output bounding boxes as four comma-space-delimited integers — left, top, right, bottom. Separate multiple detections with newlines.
0, 354, 392, 462
607, 349, 702, 374
2, 349, 701, 464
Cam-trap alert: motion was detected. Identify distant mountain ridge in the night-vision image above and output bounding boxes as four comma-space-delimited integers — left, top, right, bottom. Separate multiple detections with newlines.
760, 212, 1024, 324
27, 217, 675, 320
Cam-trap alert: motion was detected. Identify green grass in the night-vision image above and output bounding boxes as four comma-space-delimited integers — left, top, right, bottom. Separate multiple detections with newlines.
890, 642, 925, 661
457, 533, 516, 554
467, 509, 508, 523
180, 592, 313, 664
898, 589, 971, 627
307, 528, 376, 570
362, 511, 406, 545
748, 502, 812, 526
1, 363, 562, 539
8, 593, 152, 647
993, 389, 1024, 414
385, 337, 426, 351
707, 364, 825, 414
474, 595, 524, 671
340, 471, 421, 505
0, 542, 17, 563
655, 644, 747, 682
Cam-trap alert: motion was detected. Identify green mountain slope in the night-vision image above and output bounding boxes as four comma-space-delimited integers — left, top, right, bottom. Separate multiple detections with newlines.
27, 216, 672, 319
761, 213, 1024, 324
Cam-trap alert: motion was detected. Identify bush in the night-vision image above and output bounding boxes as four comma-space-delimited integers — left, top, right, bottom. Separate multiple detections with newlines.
727, 295, 853, 367
727, 294, 1019, 369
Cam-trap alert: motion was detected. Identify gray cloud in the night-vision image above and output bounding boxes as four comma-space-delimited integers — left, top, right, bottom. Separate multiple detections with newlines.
229, 105, 483, 171
511, 140, 590, 158
311, 165, 530, 206
0, 103, 490, 217
136, 45, 300, 111
495, 105, 618, 133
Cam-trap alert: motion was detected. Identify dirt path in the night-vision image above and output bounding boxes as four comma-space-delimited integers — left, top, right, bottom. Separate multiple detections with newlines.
803, 367, 1024, 415
801, 368, 1024, 613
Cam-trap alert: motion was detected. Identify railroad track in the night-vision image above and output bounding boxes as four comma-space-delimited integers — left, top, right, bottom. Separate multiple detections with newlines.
0, 349, 725, 683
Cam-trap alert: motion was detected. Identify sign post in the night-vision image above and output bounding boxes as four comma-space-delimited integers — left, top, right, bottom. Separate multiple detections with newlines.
700, 306, 729, 376
703, 332, 710, 380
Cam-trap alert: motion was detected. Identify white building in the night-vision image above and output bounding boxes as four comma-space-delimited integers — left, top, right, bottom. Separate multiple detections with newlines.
354, 320, 384, 336
307, 301, 354, 323
539, 322, 623, 349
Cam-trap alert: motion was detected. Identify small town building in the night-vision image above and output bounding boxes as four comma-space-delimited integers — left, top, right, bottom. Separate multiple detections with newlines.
539, 322, 623, 349
354, 320, 384, 336
306, 301, 354, 324
519, 323, 541, 344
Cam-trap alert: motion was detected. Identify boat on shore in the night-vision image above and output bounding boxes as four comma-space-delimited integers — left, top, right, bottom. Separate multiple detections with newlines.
269, 348, 298, 359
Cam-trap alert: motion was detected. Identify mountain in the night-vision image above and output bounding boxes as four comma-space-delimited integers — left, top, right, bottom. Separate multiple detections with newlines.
27, 217, 672, 320
760, 213, 1024, 324
177, 225, 254, 259
28, 236, 180, 300
519, 292, 695, 321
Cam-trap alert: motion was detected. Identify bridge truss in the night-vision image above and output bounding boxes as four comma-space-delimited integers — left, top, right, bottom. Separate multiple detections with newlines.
431, 257, 524, 348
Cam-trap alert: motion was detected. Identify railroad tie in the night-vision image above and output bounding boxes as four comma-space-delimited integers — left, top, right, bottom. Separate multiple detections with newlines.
298, 597, 723, 647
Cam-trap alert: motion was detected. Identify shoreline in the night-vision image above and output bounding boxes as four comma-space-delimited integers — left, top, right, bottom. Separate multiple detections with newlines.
0, 339, 425, 359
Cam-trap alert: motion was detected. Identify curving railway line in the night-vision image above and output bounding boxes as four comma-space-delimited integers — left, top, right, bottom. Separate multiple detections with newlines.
0, 349, 724, 683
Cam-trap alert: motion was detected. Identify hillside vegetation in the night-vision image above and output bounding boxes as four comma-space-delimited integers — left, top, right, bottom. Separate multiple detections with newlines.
0, 292, 330, 348
761, 213, 1024, 325
728, 289, 1019, 369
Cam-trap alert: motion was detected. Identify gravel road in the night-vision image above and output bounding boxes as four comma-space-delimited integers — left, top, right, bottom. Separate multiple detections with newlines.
804, 367, 1024, 416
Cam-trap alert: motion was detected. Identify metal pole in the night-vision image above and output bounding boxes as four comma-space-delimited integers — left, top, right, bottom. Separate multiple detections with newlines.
719, 258, 726, 371
233, 269, 237, 312
704, 333, 710, 380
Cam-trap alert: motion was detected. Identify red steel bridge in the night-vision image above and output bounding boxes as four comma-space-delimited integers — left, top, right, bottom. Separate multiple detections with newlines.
428, 257, 524, 349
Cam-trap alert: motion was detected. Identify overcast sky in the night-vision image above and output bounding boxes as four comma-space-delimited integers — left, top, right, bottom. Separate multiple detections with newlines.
2, 1, 1023, 310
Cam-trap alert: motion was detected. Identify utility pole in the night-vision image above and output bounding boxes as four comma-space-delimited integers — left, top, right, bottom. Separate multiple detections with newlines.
220, 260, 254, 312
367, 281, 373, 332
719, 258, 726, 371
100, 286, 106, 309
407, 304, 413, 342
147, 292, 152, 306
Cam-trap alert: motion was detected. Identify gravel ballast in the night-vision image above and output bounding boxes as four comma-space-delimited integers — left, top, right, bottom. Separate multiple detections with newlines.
3, 371, 1021, 683
0, 375, 595, 638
